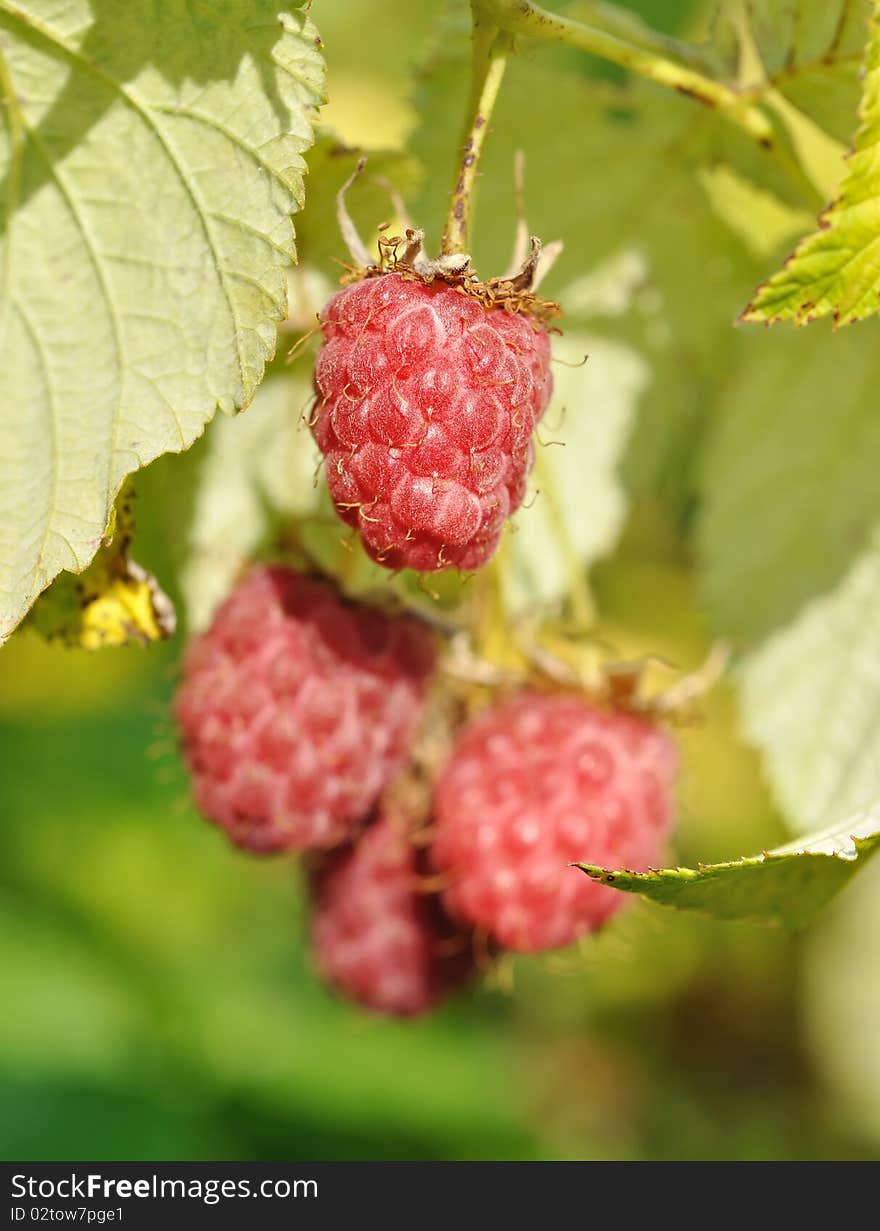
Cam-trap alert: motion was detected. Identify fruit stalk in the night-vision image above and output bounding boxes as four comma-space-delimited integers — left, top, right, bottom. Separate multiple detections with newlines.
441, 17, 514, 256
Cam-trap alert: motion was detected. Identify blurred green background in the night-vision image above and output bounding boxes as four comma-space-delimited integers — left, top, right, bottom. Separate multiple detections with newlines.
2, 0, 879, 1161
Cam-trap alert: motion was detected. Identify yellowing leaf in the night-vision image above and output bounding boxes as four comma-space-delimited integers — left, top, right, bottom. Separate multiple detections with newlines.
74, 562, 175, 650
26, 485, 175, 648
742, 5, 880, 326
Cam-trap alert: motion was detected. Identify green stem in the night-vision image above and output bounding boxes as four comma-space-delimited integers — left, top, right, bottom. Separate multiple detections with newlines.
563, 1, 719, 74
472, 542, 522, 670
476, 0, 774, 146
441, 20, 513, 256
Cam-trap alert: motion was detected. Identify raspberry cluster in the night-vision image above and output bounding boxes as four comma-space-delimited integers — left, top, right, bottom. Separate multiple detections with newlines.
311, 273, 553, 572
172, 183, 682, 1017
175, 564, 474, 1016
176, 569, 678, 1015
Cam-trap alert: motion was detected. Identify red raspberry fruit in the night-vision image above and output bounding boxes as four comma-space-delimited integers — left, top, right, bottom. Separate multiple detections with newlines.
174, 566, 435, 854
431, 692, 678, 953
310, 812, 473, 1017
311, 273, 553, 572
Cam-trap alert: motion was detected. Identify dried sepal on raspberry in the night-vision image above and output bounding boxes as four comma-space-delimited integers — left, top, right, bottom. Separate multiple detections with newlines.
512, 617, 732, 724
309, 161, 561, 574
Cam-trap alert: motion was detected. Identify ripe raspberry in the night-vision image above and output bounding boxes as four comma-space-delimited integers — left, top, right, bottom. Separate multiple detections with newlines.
174, 566, 435, 853
432, 692, 678, 953
311, 273, 553, 571
310, 812, 473, 1016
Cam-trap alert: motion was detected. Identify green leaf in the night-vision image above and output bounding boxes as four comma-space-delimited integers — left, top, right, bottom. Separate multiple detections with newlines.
740, 529, 880, 831
0, 1, 325, 642
710, 0, 870, 145
804, 856, 880, 1144
505, 328, 647, 613
697, 164, 815, 258
741, 4, 880, 326
697, 322, 880, 642
577, 804, 880, 928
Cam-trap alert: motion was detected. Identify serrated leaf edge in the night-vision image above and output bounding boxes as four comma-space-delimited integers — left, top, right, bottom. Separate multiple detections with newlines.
739, 4, 880, 328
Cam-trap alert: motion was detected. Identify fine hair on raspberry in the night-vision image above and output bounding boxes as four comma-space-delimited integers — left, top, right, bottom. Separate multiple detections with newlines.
312, 272, 553, 572
174, 565, 436, 854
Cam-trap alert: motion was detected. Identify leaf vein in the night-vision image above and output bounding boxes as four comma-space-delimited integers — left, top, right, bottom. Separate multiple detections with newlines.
0, 0, 250, 402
